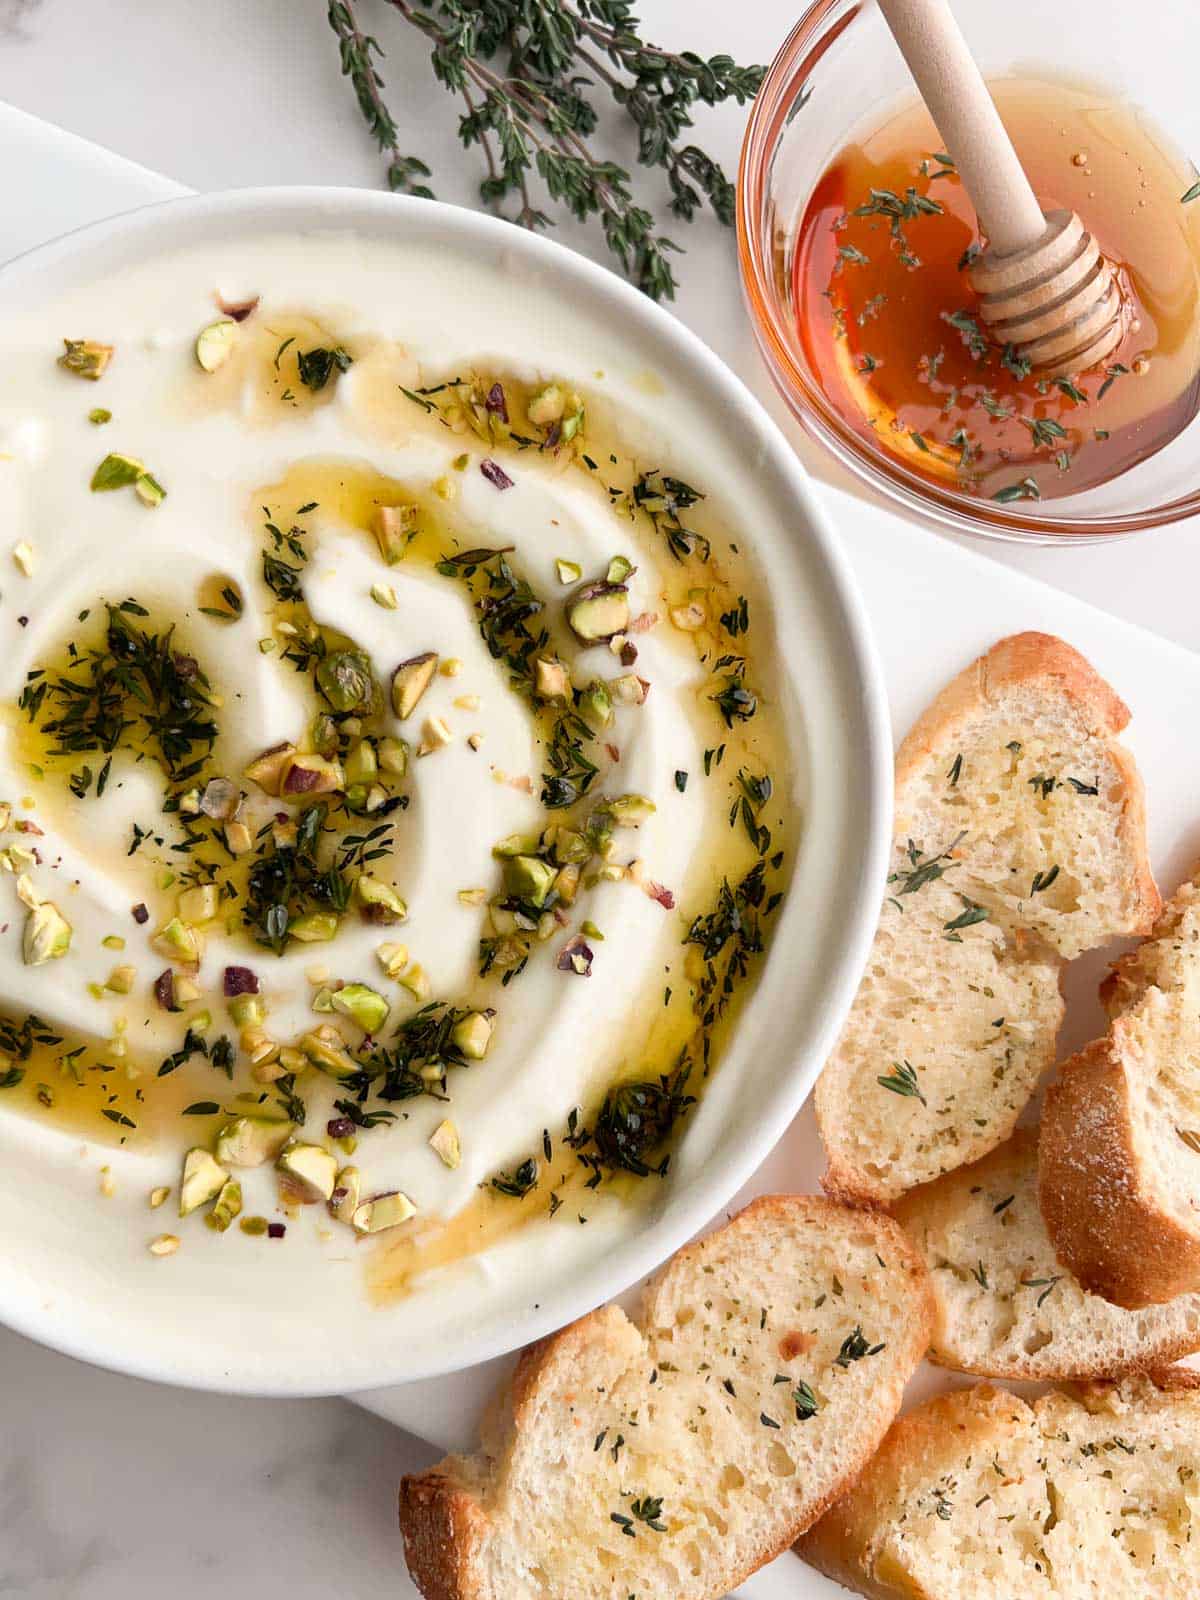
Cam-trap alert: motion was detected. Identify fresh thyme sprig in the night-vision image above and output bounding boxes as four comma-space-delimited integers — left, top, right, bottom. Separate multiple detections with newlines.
326, 0, 765, 299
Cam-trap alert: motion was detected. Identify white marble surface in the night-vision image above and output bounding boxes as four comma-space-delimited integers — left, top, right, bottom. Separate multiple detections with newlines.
2, 2, 1200, 1595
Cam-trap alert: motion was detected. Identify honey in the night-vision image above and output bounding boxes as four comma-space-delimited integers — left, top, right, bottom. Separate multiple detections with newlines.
792, 80, 1200, 501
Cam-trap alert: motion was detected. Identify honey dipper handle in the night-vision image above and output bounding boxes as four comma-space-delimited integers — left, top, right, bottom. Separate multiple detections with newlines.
874, 0, 1046, 256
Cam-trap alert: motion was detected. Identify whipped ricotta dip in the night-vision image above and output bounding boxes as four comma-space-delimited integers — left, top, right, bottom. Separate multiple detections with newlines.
0, 230, 792, 1308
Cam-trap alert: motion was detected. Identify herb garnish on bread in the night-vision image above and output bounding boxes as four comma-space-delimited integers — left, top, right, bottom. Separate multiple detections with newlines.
399, 1195, 933, 1600
817, 632, 1159, 1206
1041, 865, 1200, 1307
896, 1127, 1200, 1378
799, 1372, 1200, 1598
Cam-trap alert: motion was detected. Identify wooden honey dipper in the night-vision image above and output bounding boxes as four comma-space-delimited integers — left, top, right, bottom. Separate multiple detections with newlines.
876, 0, 1124, 376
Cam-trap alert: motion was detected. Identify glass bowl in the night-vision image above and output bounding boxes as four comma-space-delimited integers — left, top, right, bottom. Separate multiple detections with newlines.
737, 0, 1200, 543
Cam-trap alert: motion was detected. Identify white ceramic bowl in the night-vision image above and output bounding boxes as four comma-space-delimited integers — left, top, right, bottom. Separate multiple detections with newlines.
0, 189, 891, 1396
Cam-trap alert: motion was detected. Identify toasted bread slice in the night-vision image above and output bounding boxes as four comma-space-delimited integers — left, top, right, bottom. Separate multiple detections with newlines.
399, 1196, 934, 1600
817, 632, 1159, 1207
1041, 866, 1200, 1308
799, 1372, 1200, 1598
896, 1127, 1200, 1377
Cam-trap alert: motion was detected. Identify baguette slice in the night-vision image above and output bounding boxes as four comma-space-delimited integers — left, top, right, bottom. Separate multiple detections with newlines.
896, 1127, 1200, 1378
399, 1196, 933, 1600
799, 1372, 1200, 1599
817, 632, 1159, 1207
1041, 866, 1200, 1307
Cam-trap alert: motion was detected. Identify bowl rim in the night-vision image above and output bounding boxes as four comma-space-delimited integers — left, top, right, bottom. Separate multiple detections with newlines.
0, 184, 892, 1396
736, 0, 1199, 544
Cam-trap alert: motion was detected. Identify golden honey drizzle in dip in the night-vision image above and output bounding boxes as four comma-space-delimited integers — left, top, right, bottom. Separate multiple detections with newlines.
3, 332, 793, 1293
793, 80, 1200, 502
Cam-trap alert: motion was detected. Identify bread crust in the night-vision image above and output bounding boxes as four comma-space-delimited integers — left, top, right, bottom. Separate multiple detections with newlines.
895, 631, 1159, 936
399, 1195, 935, 1600
1040, 1031, 1200, 1308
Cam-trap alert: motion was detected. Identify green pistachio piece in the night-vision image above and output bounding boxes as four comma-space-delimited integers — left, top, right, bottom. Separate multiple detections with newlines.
179, 1148, 228, 1217
373, 503, 418, 564
330, 982, 390, 1034
354, 876, 408, 925
390, 652, 438, 720
206, 1178, 243, 1232
606, 555, 635, 584
566, 581, 630, 643
276, 1142, 338, 1204
527, 383, 564, 425
552, 829, 591, 865
503, 854, 557, 908
134, 472, 166, 508
534, 656, 571, 701
60, 338, 113, 380
343, 740, 378, 785
450, 1009, 494, 1061
351, 1190, 417, 1234
177, 883, 219, 923
377, 737, 409, 777
215, 1115, 293, 1168
151, 917, 203, 967
243, 742, 295, 796
316, 649, 374, 713
299, 1029, 360, 1081
429, 1120, 461, 1169
195, 318, 237, 373
288, 911, 340, 943
330, 1165, 361, 1224
606, 793, 657, 827
22, 901, 71, 966
556, 558, 582, 585
279, 752, 344, 796
577, 680, 613, 735
90, 452, 144, 491
228, 995, 264, 1029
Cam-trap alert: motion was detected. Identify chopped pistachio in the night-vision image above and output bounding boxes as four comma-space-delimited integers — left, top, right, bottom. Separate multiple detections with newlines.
419, 714, 453, 754
429, 1120, 461, 1169
390, 652, 438, 720
216, 1114, 293, 1168
330, 1165, 361, 1224
374, 502, 417, 564
105, 964, 136, 995
375, 941, 409, 978
101, 934, 125, 951
577, 680, 613, 734
371, 582, 399, 609
299, 1028, 359, 1081
433, 474, 456, 501
670, 592, 707, 631
450, 1009, 494, 1060
467, 732, 483, 752
134, 472, 167, 508
276, 1142, 338, 1204
258, 638, 276, 655
88, 408, 112, 425
177, 883, 219, 924
503, 854, 557, 907
289, 911, 340, 943
12, 541, 34, 577
225, 820, 253, 855
611, 674, 648, 706
178, 1148, 228, 1217
607, 555, 635, 584
59, 338, 113, 380
527, 383, 565, 425
399, 962, 430, 1000
206, 1178, 243, 1232
440, 658, 463, 677
279, 753, 344, 796
566, 580, 630, 643
149, 1233, 181, 1257
240, 1216, 270, 1237
580, 919, 604, 939
194, 318, 238, 373
355, 876, 407, 925
240, 1025, 280, 1067
377, 737, 409, 777
457, 888, 487, 907
149, 1185, 170, 1210
556, 558, 583, 585
331, 981, 390, 1034
23, 901, 71, 966
351, 1190, 417, 1234
535, 656, 571, 701
151, 917, 202, 969
607, 793, 656, 827
227, 994, 263, 1029
244, 742, 295, 795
